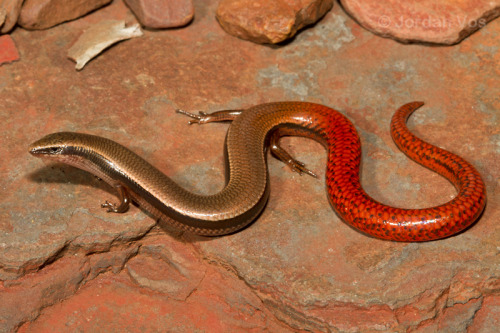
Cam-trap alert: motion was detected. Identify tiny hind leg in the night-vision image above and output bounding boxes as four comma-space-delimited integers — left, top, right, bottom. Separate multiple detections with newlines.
176, 108, 244, 125
269, 130, 318, 178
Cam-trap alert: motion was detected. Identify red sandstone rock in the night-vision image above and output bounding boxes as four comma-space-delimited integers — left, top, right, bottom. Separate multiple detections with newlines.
0, 257, 90, 333
18, 0, 113, 30
125, 235, 206, 300
216, 0, 334, 44
469, 296, 500, 332
0, 0, 23, 33
340, 0, 500, 44
124, 0, 194, 29
0, 8, 6, 28
0, 34, 19, 65
1, 1, 499, 332
18, 266, 289, 332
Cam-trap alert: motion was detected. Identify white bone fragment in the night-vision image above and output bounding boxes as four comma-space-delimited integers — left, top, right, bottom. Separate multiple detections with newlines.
68, 20, 143, 70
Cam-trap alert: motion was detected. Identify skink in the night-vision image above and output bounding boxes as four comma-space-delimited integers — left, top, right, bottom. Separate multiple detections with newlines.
29, 102, 486, 241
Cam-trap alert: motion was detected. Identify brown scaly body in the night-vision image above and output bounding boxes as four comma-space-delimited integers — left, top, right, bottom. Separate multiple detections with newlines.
29, 102, 486, 241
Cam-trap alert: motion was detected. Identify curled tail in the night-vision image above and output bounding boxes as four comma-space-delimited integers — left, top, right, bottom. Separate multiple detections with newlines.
327, 102, 486, 241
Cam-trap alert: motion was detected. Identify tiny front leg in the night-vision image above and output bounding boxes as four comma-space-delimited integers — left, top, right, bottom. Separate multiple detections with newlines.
101, 184, 131, 213
269, 131, 318, 178
176, 108, 244, 125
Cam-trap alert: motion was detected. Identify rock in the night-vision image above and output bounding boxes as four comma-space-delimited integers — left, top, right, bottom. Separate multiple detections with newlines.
125, 235, 206, 300
124, 0, 194, 29
1, 0, 499, 331
88, 246, 140, 279
0, 8, 6, 28
469, 296, 500, 332
0, 34, 19, 65
216, 0, 334, 44
0, 0, 23, 33
0, 256, 90, 333
18, 0, 113, 30
68, 20, 143, 70
340, 0, 500, 45
18, 263, 289, 332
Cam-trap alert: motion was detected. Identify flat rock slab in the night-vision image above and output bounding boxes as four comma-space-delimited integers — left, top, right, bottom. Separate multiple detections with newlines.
18, 0, 112, 30
340, 0, 500, 44
0, 34, 19, 65
124, 0, 194, 29
0, 0, 498, 331
0, 0, 23, 33
216, 0, 334, 44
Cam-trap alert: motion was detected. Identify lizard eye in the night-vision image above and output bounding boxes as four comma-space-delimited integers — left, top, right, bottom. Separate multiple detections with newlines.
49, 147, 62, 154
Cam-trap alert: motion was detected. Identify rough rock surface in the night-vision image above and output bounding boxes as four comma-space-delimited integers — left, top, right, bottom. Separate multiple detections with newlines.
124, 0, 194, 29
0, 34, 18, 65
216, 0, 334, 44
0, 0, 23, 33
0, 7, 6, 28
0, 1, 499, 332
18, 0, 112, 30
340, 0, 500, 44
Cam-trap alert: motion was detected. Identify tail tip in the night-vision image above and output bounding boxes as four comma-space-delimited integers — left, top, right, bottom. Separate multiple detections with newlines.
410, 101, 425, 108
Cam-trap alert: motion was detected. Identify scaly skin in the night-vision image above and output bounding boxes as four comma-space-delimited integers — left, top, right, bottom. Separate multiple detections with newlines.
29, 102, 486, 241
